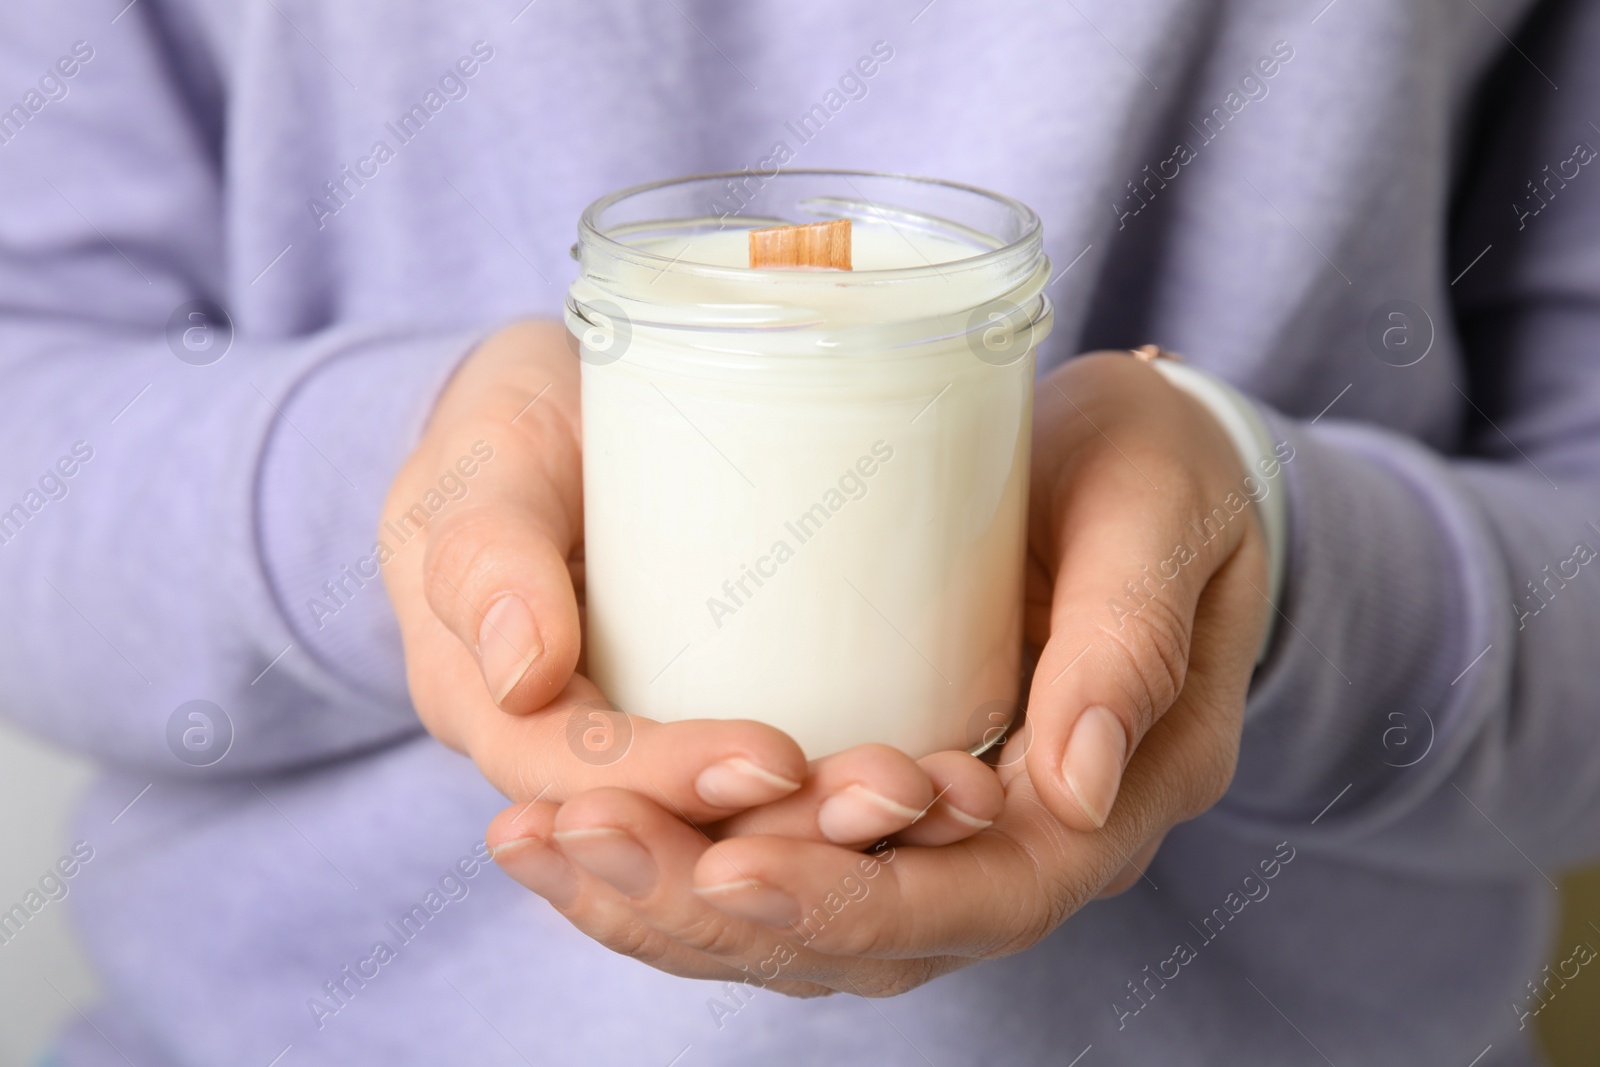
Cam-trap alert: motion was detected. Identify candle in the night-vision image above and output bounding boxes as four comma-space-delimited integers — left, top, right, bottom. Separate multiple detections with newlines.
568, 172, 1052, 759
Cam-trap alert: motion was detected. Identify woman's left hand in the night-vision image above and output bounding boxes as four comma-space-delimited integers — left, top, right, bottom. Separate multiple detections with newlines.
487, 352, 1272, 997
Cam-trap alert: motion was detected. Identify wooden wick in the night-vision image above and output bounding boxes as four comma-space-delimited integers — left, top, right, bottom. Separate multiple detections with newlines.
748, 219, 852, 270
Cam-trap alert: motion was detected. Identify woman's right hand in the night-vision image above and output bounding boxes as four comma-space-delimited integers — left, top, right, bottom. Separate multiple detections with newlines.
379, 319, 1002, 848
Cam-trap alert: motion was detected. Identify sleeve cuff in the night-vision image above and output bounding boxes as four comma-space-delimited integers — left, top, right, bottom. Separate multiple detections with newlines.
255, 328, 485, 708
1148, 359, 1289, 668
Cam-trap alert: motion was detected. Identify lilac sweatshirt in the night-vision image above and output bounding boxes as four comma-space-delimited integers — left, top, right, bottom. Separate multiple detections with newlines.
2, 0, 1598, 1063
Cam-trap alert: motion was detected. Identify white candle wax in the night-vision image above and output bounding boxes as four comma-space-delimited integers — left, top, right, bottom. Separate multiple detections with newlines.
572, 203, 1049, 759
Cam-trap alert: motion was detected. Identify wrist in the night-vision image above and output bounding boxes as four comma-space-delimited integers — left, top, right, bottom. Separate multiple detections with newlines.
1146, 359, 1288, 666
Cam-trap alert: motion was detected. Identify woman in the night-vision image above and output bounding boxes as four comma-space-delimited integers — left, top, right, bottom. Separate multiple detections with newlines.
1, 0, 1595, 1063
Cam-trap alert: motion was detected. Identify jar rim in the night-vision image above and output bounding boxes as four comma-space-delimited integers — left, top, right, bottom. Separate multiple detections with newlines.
576, 169, 1043, 282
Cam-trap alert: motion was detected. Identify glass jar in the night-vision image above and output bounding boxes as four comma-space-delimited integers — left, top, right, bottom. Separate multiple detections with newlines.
566, 170, 1052, 759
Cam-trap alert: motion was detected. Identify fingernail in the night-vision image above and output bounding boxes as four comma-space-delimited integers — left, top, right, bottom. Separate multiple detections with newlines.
479, 595, 543, 705
695, 880, 800, 927
937, 801, 994, 831
489, 836, 577, 908
552, 827, 657, 898
1062, 705, 1128, 828
816, 784, 924, 844
695, 758, 802, 808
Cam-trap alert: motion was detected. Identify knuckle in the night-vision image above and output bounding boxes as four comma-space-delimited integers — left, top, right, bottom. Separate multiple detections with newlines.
673, 910, 759, 959
421, 506, 515, 621
804, 900, 902, 959
1097, 596, 1191, 730
843, 960, 940, 999
593, 915, 668, 964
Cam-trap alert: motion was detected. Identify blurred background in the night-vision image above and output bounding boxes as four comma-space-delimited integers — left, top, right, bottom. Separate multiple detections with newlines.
1, 722, 98, 1067
0, 716, 1596, 1066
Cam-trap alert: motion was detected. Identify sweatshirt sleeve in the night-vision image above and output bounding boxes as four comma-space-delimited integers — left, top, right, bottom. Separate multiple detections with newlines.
1218, 0, 1600, 878
0, 3, 477, 775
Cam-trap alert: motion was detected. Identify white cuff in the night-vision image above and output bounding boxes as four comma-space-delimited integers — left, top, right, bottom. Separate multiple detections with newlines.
1147, 360, 1287, 664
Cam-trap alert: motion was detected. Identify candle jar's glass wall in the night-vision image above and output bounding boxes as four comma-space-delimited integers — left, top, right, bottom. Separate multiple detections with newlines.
568, 171, 1052, 759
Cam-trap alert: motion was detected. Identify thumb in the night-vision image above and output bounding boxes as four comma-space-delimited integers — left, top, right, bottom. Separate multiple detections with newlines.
1022, 457, 1263, 831
416, 446, 583, 716
1019, 354, 1266, 833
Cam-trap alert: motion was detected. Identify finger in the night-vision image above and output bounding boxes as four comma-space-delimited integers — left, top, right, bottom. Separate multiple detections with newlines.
465, 680, 807, 820
488, 794, 736, 983
419, 465, 583, 715
1023, 356, 1257, 832
485, 797, 578, 906
380, 325, 588, 718
545, 790, 849, 991
549, 788, 932, 995
891, 751, 1004, 847
709, 746, 1002, 847
698, 707, 1212, 963
392, 604, 810, 819
694, 797, 1071, 961
488, 796, 837, 993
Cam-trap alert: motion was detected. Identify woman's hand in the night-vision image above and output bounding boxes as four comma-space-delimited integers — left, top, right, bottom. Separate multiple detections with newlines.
488, 352, 1271, 993
381, 320, 1002, 843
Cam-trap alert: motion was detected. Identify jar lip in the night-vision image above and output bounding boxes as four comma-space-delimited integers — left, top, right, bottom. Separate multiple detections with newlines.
576, 169, 1044, 281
